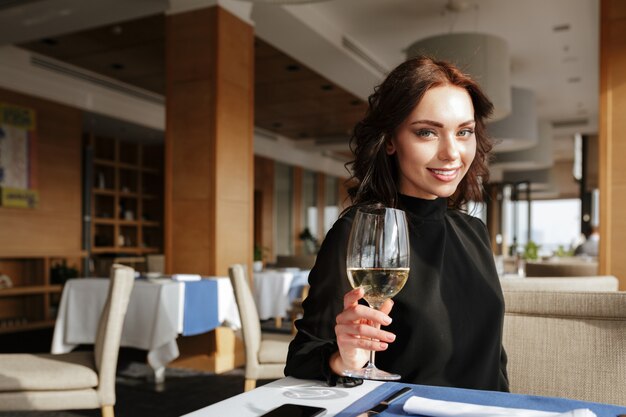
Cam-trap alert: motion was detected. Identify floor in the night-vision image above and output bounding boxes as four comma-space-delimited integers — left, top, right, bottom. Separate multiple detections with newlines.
0, 320, 291, 417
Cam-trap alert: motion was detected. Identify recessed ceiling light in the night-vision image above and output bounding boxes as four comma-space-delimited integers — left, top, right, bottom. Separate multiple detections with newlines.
553, 24, 571, 32
567, 77, 581, 83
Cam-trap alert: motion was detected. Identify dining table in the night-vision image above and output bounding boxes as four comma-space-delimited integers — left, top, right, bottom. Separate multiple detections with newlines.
253, 268, 309, 326
51, 276, 240, 383
182, 377, 626, 417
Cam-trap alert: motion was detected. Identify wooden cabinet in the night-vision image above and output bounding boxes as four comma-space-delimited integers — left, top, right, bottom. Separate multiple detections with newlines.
0, 254, 84, 334
88, 135, 163, 256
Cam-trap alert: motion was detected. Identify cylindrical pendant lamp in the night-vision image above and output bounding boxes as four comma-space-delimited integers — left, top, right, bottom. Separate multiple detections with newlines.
488, 87, 539, 152
407, 32, 512, 121
492, 119, 552, 169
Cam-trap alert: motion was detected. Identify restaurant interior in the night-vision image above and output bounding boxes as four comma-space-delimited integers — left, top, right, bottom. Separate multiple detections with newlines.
0, 0, 625, 416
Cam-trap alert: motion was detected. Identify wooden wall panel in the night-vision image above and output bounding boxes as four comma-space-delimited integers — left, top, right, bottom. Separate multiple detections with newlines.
254, 156, 274, 261
165, 6, 254, 276
599, 0, 626, 289
0, 87, 82, 256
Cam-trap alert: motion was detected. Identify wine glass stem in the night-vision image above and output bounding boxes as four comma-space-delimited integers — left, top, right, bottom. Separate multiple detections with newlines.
368, 350, 376, 370
366, 310, 381, 375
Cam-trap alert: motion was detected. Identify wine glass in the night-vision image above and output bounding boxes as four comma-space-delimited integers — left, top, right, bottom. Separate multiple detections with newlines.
343, 205, 410, 380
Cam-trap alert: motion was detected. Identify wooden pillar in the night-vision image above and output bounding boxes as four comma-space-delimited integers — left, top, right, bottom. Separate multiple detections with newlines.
254, 155, 275, 262
599, 0, 626, 289
164, 5, 253, 373
165, 6, 254, 276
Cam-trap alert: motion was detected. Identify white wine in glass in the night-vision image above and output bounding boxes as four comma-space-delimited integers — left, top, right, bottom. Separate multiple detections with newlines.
344, 205, 410, 380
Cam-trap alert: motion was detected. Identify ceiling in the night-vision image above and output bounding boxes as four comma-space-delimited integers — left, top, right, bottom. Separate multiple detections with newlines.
0, 0, 600, 197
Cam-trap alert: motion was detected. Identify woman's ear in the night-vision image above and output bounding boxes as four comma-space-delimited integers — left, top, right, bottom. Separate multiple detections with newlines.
385, 137, 396, 155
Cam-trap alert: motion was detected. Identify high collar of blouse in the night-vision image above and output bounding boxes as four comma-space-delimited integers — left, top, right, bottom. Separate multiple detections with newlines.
397, 194, 447, 220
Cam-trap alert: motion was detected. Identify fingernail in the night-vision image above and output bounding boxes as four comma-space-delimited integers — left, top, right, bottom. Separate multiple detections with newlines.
379, 342, 388, 349
383, 316, 392, 325
387, 333, 396, 342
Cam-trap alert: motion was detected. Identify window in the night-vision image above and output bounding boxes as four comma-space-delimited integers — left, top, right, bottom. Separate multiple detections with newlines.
504, 198, 581, 256
274, 162, 293, 255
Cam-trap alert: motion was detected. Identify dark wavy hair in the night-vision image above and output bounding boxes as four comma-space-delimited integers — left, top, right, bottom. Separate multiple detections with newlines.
347, 55, 494, 210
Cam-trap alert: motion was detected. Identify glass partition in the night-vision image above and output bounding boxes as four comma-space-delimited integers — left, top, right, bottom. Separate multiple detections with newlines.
274, 162, 293, 256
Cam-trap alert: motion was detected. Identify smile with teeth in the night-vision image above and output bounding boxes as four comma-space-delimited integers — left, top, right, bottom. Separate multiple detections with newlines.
429, 168, 458, 176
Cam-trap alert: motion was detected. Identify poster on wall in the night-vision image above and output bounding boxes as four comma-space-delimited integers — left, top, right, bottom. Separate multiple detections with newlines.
0, 103, 39, 209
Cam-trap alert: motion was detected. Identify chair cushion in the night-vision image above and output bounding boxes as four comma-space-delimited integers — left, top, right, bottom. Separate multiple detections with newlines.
258, 333, 292, 363
0, 351, 98, 391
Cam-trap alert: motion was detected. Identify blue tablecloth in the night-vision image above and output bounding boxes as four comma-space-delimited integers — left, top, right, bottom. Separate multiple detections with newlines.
182, 279, 220, 336
337, 382, 626, 417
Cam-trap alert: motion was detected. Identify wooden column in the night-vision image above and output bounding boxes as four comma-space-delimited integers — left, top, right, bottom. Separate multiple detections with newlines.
165, 6, 254, 276
165, 5, 253, 373
254, 156, 275, 262
599, 0, 626, 289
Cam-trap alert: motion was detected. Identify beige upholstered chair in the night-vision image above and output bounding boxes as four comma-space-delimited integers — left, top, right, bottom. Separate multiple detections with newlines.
503, 290, 626, 406
501, 276, 619, 292
0, 264, 135, 417
229, 264, 292, 391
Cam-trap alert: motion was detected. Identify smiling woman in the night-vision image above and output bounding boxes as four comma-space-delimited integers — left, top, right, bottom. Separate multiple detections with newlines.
285, 56, 509, 392
386, 85, 477, 200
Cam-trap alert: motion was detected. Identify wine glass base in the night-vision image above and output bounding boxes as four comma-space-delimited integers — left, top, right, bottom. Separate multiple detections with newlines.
342, 366, 401, 381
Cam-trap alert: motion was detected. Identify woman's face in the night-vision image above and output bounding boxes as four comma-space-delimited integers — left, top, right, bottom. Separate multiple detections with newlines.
387, 84, 476, 200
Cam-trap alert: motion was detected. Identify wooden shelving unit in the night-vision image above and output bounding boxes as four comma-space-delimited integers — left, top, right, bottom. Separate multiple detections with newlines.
0, 253, 85, 333
89, 135, 164, 258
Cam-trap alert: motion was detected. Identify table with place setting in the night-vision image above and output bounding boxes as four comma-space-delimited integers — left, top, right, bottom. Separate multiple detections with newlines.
51, 275, 241, 383
182, 377, 626, 417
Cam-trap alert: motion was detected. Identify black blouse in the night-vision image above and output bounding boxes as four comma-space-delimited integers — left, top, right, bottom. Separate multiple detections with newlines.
284, 194, 509, 392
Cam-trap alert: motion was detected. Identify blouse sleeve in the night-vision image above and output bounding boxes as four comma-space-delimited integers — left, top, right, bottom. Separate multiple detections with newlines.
284, 214, 354, 383
468, 215, 511, 391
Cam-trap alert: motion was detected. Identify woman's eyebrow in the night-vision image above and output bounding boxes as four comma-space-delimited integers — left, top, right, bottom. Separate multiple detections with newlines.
410, 119, 443, 127
410, 119, 475, 127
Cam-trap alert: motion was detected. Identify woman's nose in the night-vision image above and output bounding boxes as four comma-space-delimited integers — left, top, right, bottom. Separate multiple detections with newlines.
438, 135, 461, 161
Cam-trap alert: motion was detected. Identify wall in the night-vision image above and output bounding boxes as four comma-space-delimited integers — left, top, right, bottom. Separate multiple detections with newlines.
0, 87, 82, 256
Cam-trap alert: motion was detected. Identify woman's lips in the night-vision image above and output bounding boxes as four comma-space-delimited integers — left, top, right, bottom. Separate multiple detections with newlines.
427, 168, 460, 182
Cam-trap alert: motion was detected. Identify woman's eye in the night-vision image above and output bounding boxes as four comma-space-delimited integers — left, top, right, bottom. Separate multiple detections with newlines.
458, 128, 475, 137
415, 129, 436, 138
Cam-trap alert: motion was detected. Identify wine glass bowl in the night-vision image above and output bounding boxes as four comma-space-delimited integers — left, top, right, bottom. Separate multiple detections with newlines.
343, 205, 410, 380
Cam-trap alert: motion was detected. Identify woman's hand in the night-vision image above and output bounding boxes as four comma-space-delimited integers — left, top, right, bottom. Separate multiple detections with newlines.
329, 287, 396, 374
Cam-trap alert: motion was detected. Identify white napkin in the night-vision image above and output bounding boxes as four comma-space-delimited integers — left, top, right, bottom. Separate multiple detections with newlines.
403, 396, 597, 417
172, 274, 202, 282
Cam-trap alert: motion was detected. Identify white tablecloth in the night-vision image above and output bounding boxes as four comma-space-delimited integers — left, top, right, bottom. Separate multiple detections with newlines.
253, 269, 309, 320
182, 377, 382, 417
51, 277, 240, 382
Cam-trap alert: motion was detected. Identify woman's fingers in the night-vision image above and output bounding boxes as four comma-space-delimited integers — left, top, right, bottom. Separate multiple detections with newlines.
335, 323, 396, 344
378, 298, 394, 316
337, 303, 392, 326
343, 287, 364, 309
